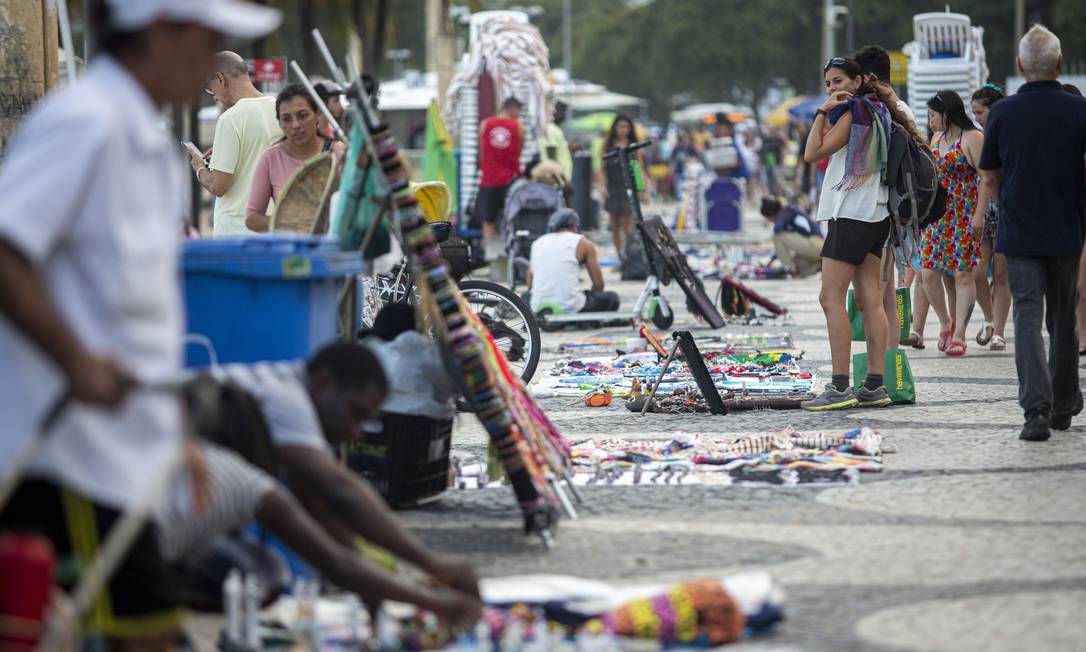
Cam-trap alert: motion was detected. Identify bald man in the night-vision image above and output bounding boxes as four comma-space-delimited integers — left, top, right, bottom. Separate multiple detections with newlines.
189, 51, 280, 235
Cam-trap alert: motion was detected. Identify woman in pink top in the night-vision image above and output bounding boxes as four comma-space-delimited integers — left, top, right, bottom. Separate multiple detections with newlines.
246, 83, 327, 231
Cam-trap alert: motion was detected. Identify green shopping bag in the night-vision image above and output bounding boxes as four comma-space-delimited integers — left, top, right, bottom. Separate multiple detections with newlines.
847, 287, 911, 342
852, 347, 916, 404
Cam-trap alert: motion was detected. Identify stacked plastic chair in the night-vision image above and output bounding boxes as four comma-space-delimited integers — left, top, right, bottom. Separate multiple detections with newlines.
905, 11, 989, 133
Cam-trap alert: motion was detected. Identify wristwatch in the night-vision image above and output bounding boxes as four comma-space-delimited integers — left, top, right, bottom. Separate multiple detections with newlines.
815, 109, 827, 118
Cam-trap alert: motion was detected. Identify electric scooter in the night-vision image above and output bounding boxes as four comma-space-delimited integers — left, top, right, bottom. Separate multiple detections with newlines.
537, 139, 676, 330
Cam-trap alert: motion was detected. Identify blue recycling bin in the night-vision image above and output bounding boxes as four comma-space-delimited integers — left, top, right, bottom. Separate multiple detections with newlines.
181, 236, 363, 366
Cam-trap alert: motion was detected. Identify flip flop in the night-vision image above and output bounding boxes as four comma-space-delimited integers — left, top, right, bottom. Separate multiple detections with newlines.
975, 320, 994, 346
991, 335, 1007, 351
937, 321, 955, 352
945, 340, 967, 357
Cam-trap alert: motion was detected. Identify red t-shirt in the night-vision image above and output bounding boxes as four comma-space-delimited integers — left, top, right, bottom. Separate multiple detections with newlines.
479, 117, 522, 187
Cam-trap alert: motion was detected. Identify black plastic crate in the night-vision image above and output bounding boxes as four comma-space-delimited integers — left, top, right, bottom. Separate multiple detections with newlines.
346, 412, 452, 508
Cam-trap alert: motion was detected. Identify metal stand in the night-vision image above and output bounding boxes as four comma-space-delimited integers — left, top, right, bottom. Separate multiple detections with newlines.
640, 339, 683, 416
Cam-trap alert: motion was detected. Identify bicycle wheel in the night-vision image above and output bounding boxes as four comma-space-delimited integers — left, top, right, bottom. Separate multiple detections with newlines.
458, 280, 541, 384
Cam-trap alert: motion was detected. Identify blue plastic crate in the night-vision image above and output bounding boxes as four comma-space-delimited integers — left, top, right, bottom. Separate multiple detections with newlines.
182, 236, 363, 366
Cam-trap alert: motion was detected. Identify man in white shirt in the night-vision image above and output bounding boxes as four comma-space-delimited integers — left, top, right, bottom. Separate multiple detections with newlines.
526, 208, 620, 314
0, 0, 279, 648
190, 50, 280, 236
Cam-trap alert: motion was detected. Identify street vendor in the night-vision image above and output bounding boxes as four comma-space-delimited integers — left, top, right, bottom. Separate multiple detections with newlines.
0, 0, 280, 649
157, 353, 480, 625
760, 196, 823, 278
209, 343, 480, 601
526, 208, 620, 315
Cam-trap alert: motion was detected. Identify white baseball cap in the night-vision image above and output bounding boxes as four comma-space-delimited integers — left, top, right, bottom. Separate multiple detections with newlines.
105, 0, 282, 38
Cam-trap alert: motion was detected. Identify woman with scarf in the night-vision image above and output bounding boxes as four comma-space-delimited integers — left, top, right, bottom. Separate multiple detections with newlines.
801, 56, 923, 411
920, 90, 984, 357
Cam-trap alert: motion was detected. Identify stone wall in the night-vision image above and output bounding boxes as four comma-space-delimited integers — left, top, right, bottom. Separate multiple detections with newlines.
0, 0, 58, 157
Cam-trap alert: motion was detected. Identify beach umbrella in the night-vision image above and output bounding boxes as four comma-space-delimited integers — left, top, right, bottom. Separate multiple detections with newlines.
788, 96, 824, 123
766, 97, 805, 127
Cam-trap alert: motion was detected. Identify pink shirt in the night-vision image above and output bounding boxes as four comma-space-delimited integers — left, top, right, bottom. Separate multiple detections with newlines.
247, 142, 306, 217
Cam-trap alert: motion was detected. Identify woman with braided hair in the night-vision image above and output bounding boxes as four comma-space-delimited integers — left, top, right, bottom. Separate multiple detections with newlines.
969, 83, 1011, 351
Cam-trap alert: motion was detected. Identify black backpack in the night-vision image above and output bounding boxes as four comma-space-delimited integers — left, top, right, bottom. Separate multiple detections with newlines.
886, 121, 946, 234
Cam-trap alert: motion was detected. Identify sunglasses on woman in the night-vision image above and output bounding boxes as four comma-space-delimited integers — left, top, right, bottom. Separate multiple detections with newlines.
823, 57, 848, 71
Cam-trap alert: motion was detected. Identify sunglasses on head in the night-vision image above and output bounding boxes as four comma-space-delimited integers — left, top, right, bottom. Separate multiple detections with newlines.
824, 57, 848, 71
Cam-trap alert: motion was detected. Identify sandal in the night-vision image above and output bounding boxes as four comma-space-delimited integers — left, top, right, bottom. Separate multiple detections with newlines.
945, 340, 967, 357
975, 320, 994, 346
903, 331, 925, 350
991, 335, 1007, 351
937, 320, 955, 352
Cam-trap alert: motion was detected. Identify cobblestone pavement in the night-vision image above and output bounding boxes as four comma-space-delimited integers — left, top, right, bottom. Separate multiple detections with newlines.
398, 218, 1086, 651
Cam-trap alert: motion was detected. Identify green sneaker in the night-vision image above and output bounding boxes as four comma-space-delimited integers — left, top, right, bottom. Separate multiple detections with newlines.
853, 385, 892, 408
801, 384, 859, 411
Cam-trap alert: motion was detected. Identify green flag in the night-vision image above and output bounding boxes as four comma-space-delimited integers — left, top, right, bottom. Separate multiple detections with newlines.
422, 100, 458, 205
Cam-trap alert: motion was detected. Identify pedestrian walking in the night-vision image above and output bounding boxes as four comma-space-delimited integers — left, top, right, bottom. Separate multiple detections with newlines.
475, 96, 525, 251
598, 114, 649, 266
978, 25, 1086, 441
193, 50, 280, 236
0, 0, 280, 648
919, 90, 984, 357
801, 56, 919, 411
245, 83, 328, 232
968, 84, 1011, 351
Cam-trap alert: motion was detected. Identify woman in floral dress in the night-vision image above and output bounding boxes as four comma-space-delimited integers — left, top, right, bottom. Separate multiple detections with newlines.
919, 90, 984, 356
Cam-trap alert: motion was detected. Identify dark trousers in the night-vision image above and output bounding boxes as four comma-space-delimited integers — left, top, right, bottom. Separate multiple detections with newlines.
522, 290, 620, 313
582, 289, 620, 312
1005, 254, 1082, 420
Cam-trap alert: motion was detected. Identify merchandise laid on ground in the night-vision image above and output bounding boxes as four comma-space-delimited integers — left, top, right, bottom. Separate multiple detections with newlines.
535, 330, 812, 400
454, 427, 889, 490
220, 571, 783, 650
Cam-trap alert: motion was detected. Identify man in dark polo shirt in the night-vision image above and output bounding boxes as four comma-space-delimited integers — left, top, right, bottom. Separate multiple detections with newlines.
979, 24, 1086, 442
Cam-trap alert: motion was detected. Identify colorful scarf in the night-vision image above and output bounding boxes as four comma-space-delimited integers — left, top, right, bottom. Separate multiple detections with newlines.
834, 96, 891, 192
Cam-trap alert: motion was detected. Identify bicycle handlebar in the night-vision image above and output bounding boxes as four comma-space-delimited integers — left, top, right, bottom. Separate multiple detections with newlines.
602, 139, 653, 160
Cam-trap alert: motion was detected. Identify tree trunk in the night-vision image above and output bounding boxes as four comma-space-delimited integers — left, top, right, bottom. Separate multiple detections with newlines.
427, 0, 455, 104
251, 0, 267, 59
351, 0, 367, 71
299, 0, 317, 73
368, 0, 391, 75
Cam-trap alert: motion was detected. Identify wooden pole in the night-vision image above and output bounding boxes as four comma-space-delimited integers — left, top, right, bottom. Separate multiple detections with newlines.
0, 0, 58, 157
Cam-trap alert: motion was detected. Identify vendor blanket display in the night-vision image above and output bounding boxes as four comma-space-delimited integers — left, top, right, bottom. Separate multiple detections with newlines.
625, 390, 813, 413
454, 427, 886, 489
555, 331, 797, 356
256, 571, 783, 650
534, 350, 813, 398
568, 427, 887, 487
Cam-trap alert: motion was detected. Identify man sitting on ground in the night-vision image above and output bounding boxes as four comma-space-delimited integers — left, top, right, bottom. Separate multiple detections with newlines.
760, 196, 823, 278
526, 208, 620, 314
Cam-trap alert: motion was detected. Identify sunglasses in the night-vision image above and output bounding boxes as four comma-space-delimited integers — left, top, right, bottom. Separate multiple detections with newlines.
204, 72, 222, 97
824, 57, 848, 70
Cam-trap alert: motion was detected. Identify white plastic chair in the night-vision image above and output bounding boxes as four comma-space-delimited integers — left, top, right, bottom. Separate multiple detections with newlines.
913, 12, 973, 61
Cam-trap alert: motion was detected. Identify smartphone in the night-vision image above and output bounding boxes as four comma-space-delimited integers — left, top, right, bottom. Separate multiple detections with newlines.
182, 141, 203, 159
